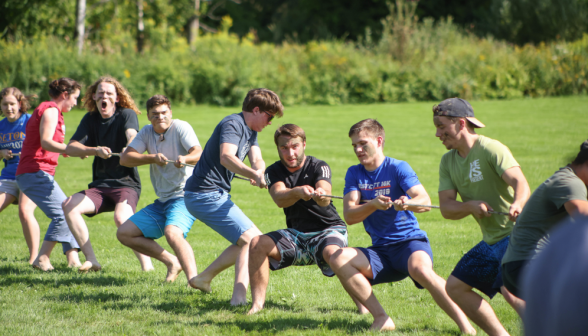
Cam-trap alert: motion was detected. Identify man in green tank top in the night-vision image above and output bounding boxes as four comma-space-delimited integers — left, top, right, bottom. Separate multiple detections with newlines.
433, 98, 531, 336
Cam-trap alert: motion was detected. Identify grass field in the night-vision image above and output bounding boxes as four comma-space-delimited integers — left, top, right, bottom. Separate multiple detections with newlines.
1, 96, 586, 335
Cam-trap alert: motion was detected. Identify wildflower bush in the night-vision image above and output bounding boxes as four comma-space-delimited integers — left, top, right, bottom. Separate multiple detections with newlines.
1, 17, 587, 108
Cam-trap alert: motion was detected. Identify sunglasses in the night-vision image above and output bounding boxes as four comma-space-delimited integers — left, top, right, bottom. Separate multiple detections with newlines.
263, 111, 274, 122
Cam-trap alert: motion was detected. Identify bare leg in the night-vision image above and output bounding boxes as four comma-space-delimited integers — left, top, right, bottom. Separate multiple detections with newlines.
189, 244, 240, 293
330, 247, 395, 331
446, 275, 509, 336
189, 226, 262, 305
164, 225, 197, 282
66, 248, 82, 267
407, 251, 476, 335
247, 235, 280, 315
116, 221, 183, 282
501, 286, 525, 318
62, 194, 102, 272
32, 240, 57, 271
17, 192, 40, 264
114, 201, 153, 271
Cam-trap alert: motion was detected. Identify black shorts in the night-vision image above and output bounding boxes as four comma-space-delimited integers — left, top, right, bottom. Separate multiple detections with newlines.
502, 260, 527, 298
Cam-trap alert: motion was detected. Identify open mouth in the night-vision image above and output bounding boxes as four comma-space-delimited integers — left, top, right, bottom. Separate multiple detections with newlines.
101, 101, 108, 109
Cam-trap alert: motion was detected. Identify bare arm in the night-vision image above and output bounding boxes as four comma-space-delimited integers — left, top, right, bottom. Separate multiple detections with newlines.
312, 179, 333, 207
439, 189, 493, 220
248, 145, 265, 171
343, 190, 392, 225
564, 199, 588, 217
65, 140, 110, 158
393, 184, 431, 213
125, 128, 138, 146
269, 181, 315, 208
219, 143, 266, 188
501, 166, 531, 222
175, 145, 202, 168
120, 147, 168, 167
40, 108, 67, 154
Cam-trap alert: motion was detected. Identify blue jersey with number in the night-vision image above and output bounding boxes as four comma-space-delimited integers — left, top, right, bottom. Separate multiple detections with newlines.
344, 156, 427, 246
0, 113, 31, 180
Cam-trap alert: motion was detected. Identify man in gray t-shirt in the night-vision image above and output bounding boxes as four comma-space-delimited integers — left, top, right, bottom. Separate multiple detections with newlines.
502, 140, 588, 299
117, 95, 203, 283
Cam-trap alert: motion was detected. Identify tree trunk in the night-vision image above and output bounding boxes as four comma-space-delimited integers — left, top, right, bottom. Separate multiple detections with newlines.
75, 0, 86, 55
188, 0, 200, 50
137, 0, 145, 53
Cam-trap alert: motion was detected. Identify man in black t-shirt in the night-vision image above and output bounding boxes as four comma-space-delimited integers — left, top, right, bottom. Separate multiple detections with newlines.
63, 76, 151, 273
247, 124, 348, 315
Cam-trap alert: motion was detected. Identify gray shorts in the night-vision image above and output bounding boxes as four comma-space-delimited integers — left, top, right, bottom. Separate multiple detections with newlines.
0, 179, 19, 198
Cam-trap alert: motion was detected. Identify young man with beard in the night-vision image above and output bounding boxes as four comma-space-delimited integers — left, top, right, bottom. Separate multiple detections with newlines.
329, 119, 475, 333
184, 88, 283, 306
63, 76, 151, 272
116, 95, 202, 283
247, 124, 348, 315
433, 98, 530, 336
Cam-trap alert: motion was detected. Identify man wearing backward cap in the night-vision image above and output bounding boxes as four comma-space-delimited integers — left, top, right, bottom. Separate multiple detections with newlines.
433, 98, 531, 336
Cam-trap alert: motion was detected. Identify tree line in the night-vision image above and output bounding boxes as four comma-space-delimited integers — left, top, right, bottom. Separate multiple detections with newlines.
1, 0, 587, 51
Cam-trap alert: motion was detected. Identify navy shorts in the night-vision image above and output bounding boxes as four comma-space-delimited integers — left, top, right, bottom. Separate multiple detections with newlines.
451, 236, 509, 298
358, 238, 433, 288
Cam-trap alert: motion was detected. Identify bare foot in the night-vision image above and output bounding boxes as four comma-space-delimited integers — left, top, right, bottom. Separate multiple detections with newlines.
462, 327, 477, 335
165, 262, 183, 282
247, 304, 263, 315
356, 303, 370, 315
78, 260, 102, 273
68, 262, 82, 268
189, 275, 212, 293
369, 316, 396, 332
230, 297, 247, 307
143, 266, 155, 272
32, 256, 54, 271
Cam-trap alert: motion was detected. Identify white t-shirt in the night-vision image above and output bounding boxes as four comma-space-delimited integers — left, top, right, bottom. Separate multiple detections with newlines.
129, 119, 200, 202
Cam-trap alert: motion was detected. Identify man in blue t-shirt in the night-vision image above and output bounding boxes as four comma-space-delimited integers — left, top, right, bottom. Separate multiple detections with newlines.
330, 119, 474, 333
184, 88, 284, 306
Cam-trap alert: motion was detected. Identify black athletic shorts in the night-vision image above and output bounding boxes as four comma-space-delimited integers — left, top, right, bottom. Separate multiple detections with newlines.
502, 260, 528, 298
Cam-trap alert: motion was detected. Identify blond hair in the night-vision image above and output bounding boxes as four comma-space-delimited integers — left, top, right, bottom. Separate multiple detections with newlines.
82, 76, 141, 115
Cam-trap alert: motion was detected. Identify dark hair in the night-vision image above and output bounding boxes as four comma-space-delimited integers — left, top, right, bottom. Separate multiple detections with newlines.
242, 88, 284, 118
572, 140, 588, 165
48, 78, 81, 99
348, 119, 385, 144
0, 87, 37, 117
274, 124, 306, 146
146, 95, 171, 112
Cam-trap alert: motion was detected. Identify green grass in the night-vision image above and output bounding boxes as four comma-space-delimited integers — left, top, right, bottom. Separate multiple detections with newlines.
1, 96, 586, 335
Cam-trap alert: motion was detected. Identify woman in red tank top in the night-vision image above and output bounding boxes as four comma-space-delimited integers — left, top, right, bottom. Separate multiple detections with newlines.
16, 78, 82, 271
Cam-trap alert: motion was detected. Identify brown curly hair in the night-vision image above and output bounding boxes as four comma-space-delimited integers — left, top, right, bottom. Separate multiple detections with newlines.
0, 87, 37, 117
82, 76, 141, 115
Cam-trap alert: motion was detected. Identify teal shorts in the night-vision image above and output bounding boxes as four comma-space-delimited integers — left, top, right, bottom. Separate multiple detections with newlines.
130, 197, 196, 239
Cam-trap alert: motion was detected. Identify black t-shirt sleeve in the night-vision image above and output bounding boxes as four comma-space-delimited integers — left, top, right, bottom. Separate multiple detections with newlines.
121, 108, 139, 132
313, 160, 332, 185
265, 163, 284, 190
70, 113, 93, 146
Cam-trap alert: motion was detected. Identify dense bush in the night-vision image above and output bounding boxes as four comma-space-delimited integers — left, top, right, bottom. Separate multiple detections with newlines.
1, 18, 587, 108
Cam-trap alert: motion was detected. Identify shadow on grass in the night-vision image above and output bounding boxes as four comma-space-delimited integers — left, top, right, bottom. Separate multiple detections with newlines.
155, 316, 372, 333
153, 297, 299, 315
0, 266, 128, 288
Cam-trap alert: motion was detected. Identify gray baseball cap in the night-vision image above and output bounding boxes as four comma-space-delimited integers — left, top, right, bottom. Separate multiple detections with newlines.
433, 98, 485, 128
